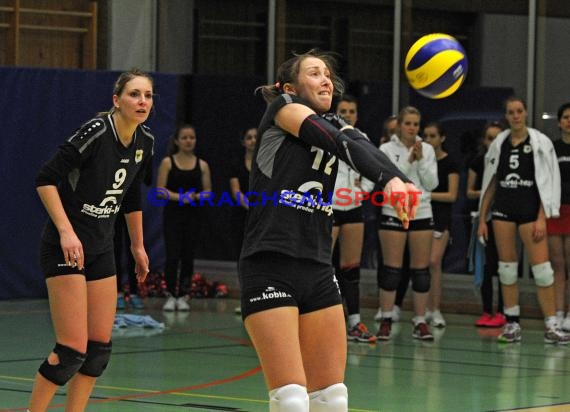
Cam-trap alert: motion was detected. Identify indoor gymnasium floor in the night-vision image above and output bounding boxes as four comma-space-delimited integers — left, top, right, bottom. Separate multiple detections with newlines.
2, 298, 570, 412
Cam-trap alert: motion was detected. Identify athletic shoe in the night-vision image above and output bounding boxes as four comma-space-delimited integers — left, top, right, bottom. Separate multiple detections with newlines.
475, 313, 493, 327
562, 314, 570, 332
392, 305, 401, 322
412, 322, 434, 341
487, 313, 507, 328
556, 311, 564, 326
376, 319, 392, 341
176, 296, 190, 311
425, 310, 433, 324
544, 327, 570, 345
129, 294, 145, 309
498, 322, 522, 343
347, 322, 377, 343
374, 307, 383, 321
430, 310, 446, 328
163, 296, 177, 311
117, 294, 126, 310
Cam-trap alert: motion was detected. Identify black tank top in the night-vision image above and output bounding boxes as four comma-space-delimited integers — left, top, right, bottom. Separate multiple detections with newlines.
165, 155, 203, 201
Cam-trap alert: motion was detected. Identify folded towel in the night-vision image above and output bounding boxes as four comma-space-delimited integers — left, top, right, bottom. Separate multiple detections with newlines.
114, 314, 165, 329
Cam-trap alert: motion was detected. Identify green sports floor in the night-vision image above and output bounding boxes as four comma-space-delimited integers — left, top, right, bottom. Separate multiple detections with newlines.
2, 298, 570, 412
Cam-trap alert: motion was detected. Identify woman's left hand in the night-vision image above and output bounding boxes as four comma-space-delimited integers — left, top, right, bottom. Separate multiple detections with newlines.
131, 245, 150, 283
532, 218, 546, 242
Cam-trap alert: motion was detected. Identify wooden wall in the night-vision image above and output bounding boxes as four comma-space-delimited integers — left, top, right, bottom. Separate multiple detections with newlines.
0, 0, 97, 69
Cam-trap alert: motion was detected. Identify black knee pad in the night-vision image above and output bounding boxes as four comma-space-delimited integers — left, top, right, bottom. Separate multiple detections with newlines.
379, 266, 402, 291
38, 343, 86, 386
340, 266, 360, 284
410, 268, 430, 293
78, 340, 112, 378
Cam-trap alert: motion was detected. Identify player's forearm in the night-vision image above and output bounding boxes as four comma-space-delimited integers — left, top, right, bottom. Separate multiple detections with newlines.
36, 185, 74, 235
124, 211, 145, 249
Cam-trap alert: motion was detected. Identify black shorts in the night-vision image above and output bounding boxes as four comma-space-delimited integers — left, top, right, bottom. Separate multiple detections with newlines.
238, 252, 342, 319
377, 215, 435, 232
40, 242, 116, 281
332, 207, 363, 226
432, 207, 452, 232
492, 209, 536, 225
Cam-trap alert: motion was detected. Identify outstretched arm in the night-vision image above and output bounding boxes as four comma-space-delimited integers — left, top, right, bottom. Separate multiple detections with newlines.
274, 100, 418, 226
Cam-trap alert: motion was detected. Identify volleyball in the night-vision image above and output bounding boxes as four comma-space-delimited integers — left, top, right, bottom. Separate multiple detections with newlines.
404, 33, 468, 99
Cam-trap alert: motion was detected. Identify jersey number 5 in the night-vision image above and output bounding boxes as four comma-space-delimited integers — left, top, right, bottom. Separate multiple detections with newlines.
509, 154, 519, 170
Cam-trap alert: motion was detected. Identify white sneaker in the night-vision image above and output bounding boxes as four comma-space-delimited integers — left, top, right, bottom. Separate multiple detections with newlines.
556, 310, 564, 326
392, 305, 401, 322
498, 322, 522, 343
374, 307, 383, 321
176, 296, 190, 311
545, 327, 570, 345
425, 310, 433, 324
430, 310, 446, 327
163, 296, 177, 311
562, 314, 570, 332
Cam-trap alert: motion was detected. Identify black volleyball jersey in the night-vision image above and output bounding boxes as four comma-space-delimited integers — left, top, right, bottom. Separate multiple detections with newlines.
240, 98, 338, 264
37, 114, 154, 253
494, 135, 539, 215
554, 139, 570, 205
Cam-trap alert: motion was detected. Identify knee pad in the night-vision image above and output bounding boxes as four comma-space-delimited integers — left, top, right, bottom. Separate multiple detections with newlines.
78, 340, 112, 378
498, 261, 518, 285
379, 266, 402, 291
269, 384, 309, 412
410, 268, 430, 293
38, 343, 86, 386
309, 383, 348, 412
532, 262, 554, 287
340, 266, 360, 284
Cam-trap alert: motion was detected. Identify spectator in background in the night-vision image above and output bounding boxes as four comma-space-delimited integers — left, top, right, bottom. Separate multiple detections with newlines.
380, 115, 398, 146
374, 114, 402, 322
332, 94, 376, 343
423, 122, 460, 328
229, 127, 256, 315
467, 121, 506, 327
156, 124, 212, 312
229, 127, 257, 259
376, 106, 438, 341
478, 96, 566, 344
548, 102, 570, 330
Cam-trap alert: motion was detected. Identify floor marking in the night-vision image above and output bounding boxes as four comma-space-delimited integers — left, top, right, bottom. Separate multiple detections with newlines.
499, 404, 570, 412
3, 365, 263, 411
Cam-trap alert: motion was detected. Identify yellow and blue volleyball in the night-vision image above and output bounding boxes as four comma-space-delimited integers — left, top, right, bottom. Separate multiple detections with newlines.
405, 33, 468, 99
